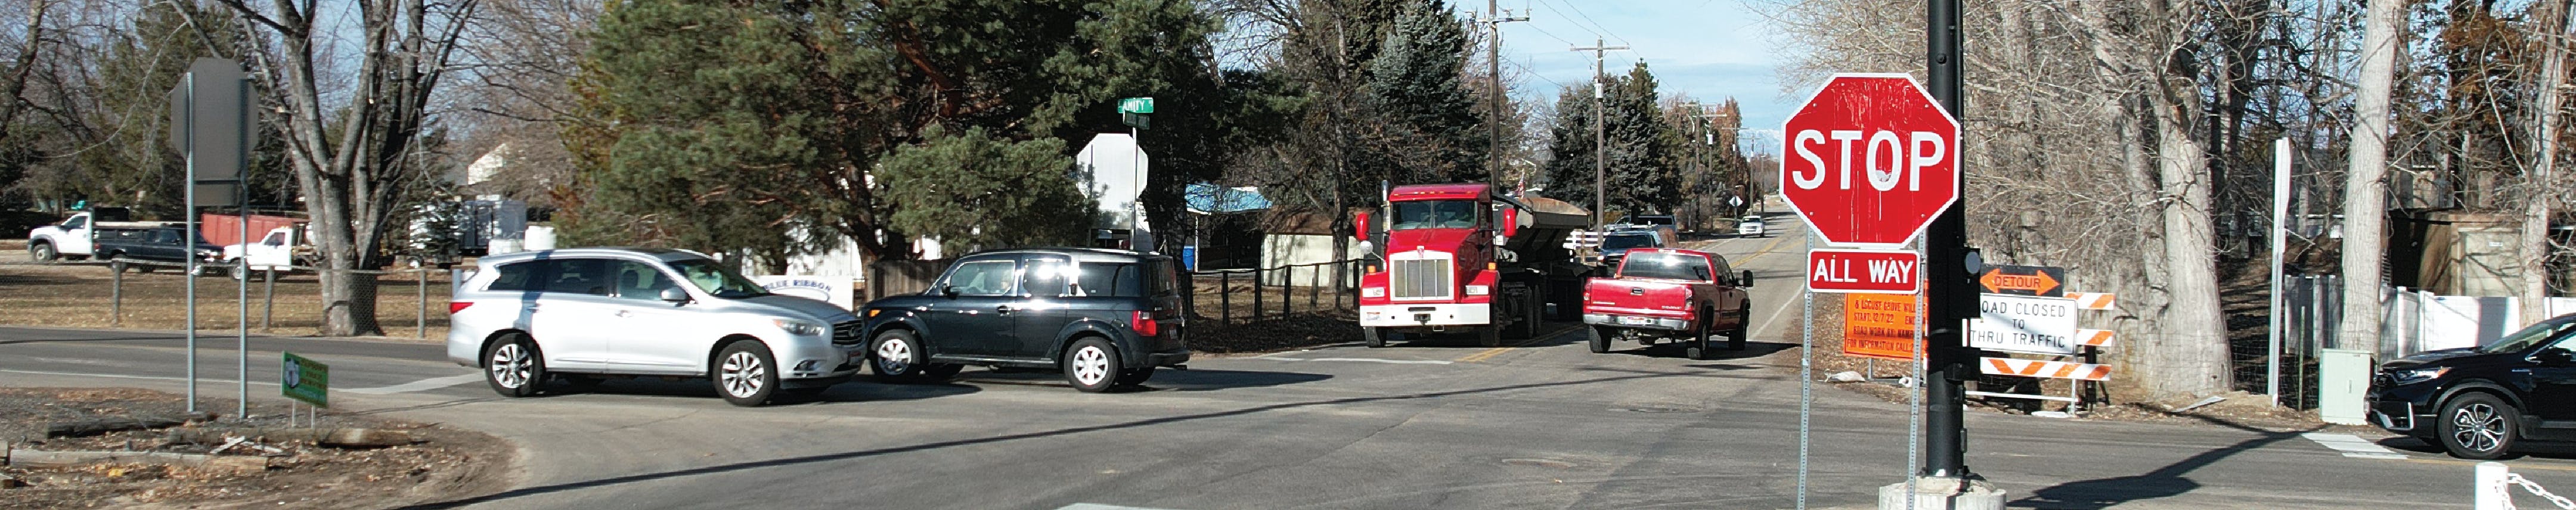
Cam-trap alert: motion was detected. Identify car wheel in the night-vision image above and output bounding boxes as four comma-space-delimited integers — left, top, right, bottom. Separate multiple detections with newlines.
1115, 366, 1156, 386
2439, 393, 2520, 460
1729, 307, 1750, 350
483, 334, 545, 398
29, 242, 57, 262
1478, 325, 1503, 347
1588, 326, 1612, 354
870, 329, 932, 382
712, 341, 779, 407
1062, 337, 1121, 393
135, 260, 156, 273
1685, 312, 1717, 360
1363, 327, 1388, 348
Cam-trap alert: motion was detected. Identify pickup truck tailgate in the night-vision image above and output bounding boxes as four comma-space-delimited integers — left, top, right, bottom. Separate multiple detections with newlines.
1583, 278, 1692, 318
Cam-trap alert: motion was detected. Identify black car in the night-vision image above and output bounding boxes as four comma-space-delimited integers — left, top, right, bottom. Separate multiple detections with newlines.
96, 227, 227, 276
857, 248, 1189, 392
2369, 312, 2576, 459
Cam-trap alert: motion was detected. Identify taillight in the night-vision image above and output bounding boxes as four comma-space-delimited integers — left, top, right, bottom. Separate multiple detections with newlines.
1130, 310, 1160, 337
448, 301, 473, 314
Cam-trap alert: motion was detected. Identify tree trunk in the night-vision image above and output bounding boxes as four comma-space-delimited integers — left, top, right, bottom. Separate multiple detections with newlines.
2342, 0, 2404, 347
2525, 0, 2569, 327
2148, 95, 2233, 399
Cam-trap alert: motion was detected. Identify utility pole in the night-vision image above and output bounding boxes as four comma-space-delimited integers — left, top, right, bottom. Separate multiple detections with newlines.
1896, 0, 2001, 508
1483, 1, 1526, 194
1571, 39, 1626, 227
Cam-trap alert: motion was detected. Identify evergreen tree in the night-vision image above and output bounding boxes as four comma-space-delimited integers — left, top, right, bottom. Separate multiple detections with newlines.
1357, 0, 1486, 185
1540, 62, 1678, 217
879, 126, 1096, 255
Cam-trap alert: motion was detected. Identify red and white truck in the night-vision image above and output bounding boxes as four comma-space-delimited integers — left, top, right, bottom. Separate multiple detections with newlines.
1581, 248, 1755, 359
1354, 184, 1595, 347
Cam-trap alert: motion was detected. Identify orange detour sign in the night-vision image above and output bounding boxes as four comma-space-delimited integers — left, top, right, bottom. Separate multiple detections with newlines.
1842, 293, 1919, 360
1976, 266, 2064, 297
1980, 357, 2112, 381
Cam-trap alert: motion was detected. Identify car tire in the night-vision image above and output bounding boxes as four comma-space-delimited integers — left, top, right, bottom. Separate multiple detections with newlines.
869, 329, 935, 382
712, 341, 779, 407
1115, 366, 1156, 386
1364, 327, 1388, 348
1728, 307, 1750, 350
2439, 393, 2520, 460
1512, 294, 1545, 339
1062, 337, 1121, 393
1685, 312, 1717, 360
30, 242, 57, 262
1478, 325, 1503, 347
1588, 326, 1612, 354
483, 334, 545, 398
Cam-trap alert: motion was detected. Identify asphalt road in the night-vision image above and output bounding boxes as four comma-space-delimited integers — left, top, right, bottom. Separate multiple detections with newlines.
2, 209, 2566, 509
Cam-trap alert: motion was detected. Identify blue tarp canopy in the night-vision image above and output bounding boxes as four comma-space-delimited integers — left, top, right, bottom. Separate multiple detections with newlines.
1185, 183, 1271, 214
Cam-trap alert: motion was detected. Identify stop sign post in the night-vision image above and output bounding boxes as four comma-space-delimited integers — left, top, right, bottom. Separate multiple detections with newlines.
1778, 73, 1960, 248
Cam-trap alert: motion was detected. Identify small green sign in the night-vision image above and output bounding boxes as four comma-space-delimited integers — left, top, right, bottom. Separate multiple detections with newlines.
1117, 97, 1154, 114
282, 352, 328, 408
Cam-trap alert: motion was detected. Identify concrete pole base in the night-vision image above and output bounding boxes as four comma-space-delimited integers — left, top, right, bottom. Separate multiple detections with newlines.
1877, 477, 2006, 510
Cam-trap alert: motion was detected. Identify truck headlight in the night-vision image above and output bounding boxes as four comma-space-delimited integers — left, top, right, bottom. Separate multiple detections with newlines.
2387, 367, 2447, 385
1464, 285, 1490, 296
773, 319, 824, 337
1362, 288, 1385, 298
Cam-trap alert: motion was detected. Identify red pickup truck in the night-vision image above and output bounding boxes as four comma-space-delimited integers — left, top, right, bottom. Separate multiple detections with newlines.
1582, 248, 1755, 359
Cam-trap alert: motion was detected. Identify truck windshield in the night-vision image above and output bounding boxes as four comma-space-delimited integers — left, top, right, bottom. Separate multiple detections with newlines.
667, 259, 770, 298
1391, 200, 1479, 229
1600, 233, 1657, 251
1619, 252, 1710, 281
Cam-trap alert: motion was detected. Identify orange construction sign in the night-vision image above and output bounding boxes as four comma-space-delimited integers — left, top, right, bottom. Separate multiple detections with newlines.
1980, 357, 2112, 381
1843, 293, 1918, 360
1977, 268, 2062, 296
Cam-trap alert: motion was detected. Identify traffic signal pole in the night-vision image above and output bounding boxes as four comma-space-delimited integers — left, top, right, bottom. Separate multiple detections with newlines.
1922, 0, 1973, 483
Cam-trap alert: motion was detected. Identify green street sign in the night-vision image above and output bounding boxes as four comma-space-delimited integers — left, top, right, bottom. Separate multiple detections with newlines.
282, 352, 329, 408
1117, 97, 1154, 114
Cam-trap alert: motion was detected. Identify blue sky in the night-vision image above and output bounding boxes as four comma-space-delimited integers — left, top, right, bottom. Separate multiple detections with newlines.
1456, 0, 1791, 154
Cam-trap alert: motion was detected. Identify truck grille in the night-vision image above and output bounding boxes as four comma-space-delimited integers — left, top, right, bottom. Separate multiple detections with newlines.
1392, 259, 1452, 299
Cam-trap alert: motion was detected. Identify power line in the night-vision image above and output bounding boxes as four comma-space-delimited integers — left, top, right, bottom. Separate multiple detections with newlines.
1536, 0, 1630, 48
1518, 22, 1582, 48
1528, 0, 1602, 39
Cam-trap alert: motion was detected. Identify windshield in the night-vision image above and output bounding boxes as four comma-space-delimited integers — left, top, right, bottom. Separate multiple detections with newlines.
667, 258, 770, 298
1619, 252, 1710, 281
1601, 233, 1657, 251
1391, 200, 1479, 229
2479, 315, 2576, 353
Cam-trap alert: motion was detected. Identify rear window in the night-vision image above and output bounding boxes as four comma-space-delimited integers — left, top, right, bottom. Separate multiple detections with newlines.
1073, 259, 1180, 298
1619, 253, 1712, 281
487, 262, 541, 291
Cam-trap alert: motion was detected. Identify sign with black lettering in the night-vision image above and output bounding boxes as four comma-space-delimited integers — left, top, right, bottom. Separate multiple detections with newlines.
1969, 293, 2078, 355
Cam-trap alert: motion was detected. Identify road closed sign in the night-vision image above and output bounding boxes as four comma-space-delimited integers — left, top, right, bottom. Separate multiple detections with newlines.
1970, 294, 2079, 355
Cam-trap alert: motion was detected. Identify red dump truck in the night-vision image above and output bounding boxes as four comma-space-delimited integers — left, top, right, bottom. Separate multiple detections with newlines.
1581, 247, 1755, 359
1354, 184, 1595, 347
199, 213, 303, 248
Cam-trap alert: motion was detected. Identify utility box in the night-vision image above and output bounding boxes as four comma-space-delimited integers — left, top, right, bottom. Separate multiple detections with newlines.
2319, 348, 2373, 425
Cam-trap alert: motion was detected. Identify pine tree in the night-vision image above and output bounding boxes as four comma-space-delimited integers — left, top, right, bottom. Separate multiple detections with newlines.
1540, 62, 1679, 217
1357, 0, 1487, 184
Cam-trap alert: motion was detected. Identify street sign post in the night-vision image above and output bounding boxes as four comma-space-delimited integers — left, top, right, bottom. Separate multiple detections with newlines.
1970, 294, 2080, 356
1808, 248, 1921, 294
1843, 293, 1920, 360
1976, 265, 2066, 297
1777, 74, 1961, 248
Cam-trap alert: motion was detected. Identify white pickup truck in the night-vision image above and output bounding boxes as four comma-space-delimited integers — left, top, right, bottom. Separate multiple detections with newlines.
24, 209, 175, 262
221, 225, 312, 275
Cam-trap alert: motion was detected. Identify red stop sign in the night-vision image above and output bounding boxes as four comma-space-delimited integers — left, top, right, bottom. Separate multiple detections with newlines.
1777, 74, 1960, 247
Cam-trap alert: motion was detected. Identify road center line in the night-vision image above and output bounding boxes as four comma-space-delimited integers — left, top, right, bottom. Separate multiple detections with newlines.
2301, 433, 2408, 459
344, 374, 483, 394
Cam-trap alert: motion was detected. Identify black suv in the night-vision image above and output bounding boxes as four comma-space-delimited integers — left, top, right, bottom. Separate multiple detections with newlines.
857, 248, 1189, 392
2369, 312, 2576, 459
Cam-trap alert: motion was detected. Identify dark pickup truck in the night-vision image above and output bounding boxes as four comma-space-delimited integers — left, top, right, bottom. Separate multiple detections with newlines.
95, 227, 227, 276
1582, 248, 1754, 360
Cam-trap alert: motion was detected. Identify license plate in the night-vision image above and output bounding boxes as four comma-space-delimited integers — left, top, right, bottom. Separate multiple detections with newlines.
1618, 316, 1653, 325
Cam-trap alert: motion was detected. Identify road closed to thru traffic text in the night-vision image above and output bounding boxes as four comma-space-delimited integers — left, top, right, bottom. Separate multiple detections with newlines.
1970, 294, 2079, 355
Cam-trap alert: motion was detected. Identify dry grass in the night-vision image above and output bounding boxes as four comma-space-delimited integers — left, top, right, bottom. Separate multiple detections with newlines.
0, 248, 453, 340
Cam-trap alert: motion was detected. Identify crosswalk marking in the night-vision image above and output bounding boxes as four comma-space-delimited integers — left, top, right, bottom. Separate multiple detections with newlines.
2304, 433, 2408, 459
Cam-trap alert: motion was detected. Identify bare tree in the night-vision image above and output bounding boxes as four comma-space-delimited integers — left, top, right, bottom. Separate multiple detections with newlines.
2340, 0, 2403, 349
216, 0, 479, 335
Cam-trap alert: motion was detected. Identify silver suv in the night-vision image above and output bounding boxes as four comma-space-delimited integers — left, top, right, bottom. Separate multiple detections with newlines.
445, 248, 865, 406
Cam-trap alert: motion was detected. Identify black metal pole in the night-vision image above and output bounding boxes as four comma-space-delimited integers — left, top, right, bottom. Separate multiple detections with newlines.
1922, 0, 1974, 481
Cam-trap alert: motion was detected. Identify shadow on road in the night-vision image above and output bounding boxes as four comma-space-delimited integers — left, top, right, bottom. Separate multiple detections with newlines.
1598, 340, 1794, 361
2008, 415, 2318, 509
932, 368, 1331, 393
540, 378, 984, 405
2379, 435, 2576, 461
391, 370, 1706, 509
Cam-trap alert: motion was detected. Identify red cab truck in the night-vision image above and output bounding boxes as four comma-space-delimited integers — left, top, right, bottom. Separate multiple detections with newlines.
1355, 184, 1595, 347
1582, 248, 1755, 359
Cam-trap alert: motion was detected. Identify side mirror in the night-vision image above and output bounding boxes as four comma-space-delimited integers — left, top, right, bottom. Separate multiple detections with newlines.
1740, 270, 1756, 288
2538, 349, 2575, 366
659, 288, 690, 303
941, 285, 960, 298
1354, 211, 1372, 242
